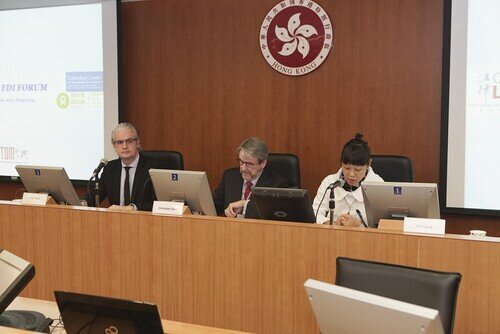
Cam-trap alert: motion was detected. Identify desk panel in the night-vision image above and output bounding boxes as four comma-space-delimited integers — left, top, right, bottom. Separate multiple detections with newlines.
0, 204, 181, 321
419, 236, 500, 333
0, 203, 498, 333
177, 218, 420, 333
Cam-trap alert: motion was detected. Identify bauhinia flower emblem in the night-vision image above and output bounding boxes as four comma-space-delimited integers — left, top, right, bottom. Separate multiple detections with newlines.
275, 13, 318, 58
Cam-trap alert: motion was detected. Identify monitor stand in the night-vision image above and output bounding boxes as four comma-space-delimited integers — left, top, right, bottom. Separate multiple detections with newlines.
388, 207, 410, 219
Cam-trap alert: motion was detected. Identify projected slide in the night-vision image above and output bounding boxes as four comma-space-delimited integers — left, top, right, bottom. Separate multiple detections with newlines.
446, 0, 500, 211
464, 1, 500, 209
0, 1, 118, 181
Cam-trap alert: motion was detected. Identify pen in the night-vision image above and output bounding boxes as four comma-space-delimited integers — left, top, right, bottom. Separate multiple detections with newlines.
356, 209, 368, 228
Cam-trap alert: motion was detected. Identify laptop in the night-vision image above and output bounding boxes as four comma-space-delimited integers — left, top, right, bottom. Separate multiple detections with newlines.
54, 291, 164, 334
252, 187, 316, 223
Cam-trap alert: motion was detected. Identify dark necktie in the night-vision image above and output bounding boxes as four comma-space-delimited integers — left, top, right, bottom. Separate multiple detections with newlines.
124, 166, 131, 206
244, 181, 253, 200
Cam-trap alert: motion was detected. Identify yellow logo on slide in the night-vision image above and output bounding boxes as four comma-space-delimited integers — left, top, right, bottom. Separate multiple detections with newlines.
56, 92, 69, 109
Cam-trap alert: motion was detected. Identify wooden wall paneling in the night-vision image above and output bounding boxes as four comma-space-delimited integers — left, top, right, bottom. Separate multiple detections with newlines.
119, 1, 168, 134
418, 237, 500, 334
0, 205, 181, 320
178, 217, 221, 326
14, 206, 86, 298
56, 208, 99, 297
444, 213, 500, 237
92, 212, 181, 320
119, 0, 444, 194
176, 216, 421, 333
0, 182, 23, 201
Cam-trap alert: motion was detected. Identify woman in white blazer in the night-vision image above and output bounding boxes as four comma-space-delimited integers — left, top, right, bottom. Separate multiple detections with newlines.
313, 133, 384, 226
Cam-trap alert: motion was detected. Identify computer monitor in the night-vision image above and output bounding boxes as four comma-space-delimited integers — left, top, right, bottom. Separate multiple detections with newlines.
15, 165, 81, 206
0, 249, 50, 331
361, 181, 440, 228
149, 169, 217, 216
0, 250, 34, 315
252, 187, 316, 223
304, 278, 444, 334
54, 291, 163, 334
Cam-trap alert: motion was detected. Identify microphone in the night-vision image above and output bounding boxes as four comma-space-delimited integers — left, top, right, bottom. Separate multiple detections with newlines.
327, 179, 345, 190
328, 179, 344, 225
314, 179, 346, 223
91, 158, 108, 178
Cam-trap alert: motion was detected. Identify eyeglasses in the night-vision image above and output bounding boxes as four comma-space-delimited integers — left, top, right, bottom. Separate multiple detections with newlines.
113, 137, 138, 146
237, 158, 261, 169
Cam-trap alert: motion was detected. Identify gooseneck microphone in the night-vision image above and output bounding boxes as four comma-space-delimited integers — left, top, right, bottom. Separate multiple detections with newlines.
314, 178, 345, 223
327, 179, 345, 191
91, 158, 108, 179
328, 179, 345, 225
89, 158, 108, 209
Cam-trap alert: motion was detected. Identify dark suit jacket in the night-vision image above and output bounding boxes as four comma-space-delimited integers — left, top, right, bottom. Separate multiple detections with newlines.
212, 167, 289, 218
86, 154, 158, 211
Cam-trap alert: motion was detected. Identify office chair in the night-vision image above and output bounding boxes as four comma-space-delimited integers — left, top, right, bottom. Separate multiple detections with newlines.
266, 153, 301, 188
335, 257, 461, 334
370, 155, 413, 182
141, 150, 184, 170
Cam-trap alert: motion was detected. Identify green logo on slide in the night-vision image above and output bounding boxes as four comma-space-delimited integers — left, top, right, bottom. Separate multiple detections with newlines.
56, 92, 69, 109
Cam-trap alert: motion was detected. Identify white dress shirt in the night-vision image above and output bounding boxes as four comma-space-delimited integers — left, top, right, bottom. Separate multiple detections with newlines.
240, 173, 262, 216
119, 154, 140, 206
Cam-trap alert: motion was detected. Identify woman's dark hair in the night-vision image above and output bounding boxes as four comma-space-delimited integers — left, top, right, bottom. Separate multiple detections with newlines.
340, 133, 371, 166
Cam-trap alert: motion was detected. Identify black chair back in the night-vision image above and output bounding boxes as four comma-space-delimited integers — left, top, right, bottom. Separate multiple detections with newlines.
370, 155, 413, 182
266, 153, 301, 188
335, 257, 461, 334
141, 150, 184, 170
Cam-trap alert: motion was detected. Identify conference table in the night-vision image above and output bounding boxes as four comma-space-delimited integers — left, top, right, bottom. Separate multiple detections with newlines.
0, 201, 498, 333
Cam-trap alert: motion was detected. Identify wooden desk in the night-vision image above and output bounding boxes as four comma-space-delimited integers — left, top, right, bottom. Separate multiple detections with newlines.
2, 297, 250, 334
0, 202, 499, 333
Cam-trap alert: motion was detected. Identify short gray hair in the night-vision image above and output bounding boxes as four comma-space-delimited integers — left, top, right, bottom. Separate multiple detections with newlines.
237, 137, 268, 162
111, 122, 139, 144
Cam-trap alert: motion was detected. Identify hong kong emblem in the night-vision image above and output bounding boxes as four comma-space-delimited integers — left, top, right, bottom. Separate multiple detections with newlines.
260, 1, 333, 76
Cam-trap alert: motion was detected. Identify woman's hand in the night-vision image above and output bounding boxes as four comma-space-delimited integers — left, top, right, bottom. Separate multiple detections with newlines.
334, 214, 361, 227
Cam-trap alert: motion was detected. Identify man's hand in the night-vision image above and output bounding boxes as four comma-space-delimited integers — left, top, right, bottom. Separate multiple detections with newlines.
224, 200, 248, 218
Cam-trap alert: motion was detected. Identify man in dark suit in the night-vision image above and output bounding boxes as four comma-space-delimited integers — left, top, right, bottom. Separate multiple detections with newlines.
85, 122, 157, 211
213, 137, 289, 218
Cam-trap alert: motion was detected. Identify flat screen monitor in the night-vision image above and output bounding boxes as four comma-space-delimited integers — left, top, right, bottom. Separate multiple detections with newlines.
252, 187, 316, 223
304, 278, 444, 334
15, 165, 81, 206
54, 291, 163, 334
0, 249, 49, 331
0, 250, 34, 315
149, 169, 217, 216
361, 181, 440, 228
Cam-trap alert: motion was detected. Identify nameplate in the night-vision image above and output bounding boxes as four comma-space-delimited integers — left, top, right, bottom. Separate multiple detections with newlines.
152, 201, 184, 216
22, 193, 49, 206
404, 217, 445, 235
